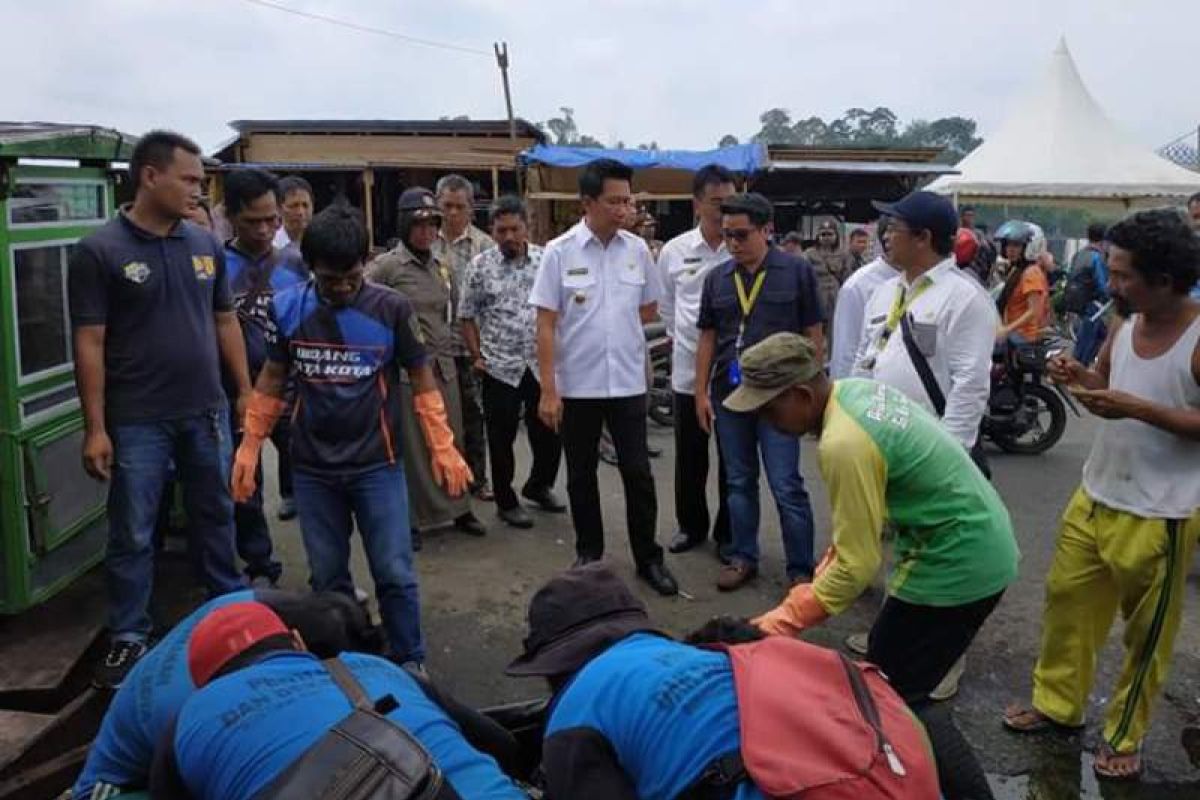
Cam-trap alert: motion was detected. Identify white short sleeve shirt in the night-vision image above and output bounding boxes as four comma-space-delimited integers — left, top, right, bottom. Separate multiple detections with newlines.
657, 228, 729, 394
529, 221, 663, 399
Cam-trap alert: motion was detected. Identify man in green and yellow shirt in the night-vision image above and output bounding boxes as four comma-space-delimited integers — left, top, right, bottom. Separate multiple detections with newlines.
724, 332, 1019, 705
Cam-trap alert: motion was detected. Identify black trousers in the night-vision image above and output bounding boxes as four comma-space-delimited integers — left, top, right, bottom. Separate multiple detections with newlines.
561, 395, 662, 567
672, 391, 731, 545
867, 590, 1004, 705
273, 418, 294, 499
456, 357, 489, 488
481, 370, 562, 510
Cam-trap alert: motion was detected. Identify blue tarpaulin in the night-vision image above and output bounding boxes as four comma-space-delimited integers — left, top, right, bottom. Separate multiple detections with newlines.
520, 143, 765, 173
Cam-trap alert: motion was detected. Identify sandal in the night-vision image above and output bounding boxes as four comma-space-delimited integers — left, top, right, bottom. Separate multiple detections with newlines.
1002, 704, 1072, 734
1093, 742, 1142, 781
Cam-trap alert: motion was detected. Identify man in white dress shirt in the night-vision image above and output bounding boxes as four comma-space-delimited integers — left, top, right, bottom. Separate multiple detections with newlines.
829, 220, 897, 380
530, 159, 678, 596
657, 165, 736, 557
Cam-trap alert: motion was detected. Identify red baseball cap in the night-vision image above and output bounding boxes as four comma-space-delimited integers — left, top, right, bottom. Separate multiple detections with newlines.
188, 601, 291, 687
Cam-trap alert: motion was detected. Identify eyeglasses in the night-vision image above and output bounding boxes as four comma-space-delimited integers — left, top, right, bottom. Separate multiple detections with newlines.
722, 227, 756, 242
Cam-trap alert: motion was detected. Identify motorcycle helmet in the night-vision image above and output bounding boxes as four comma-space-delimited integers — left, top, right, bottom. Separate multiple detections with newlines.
953, 227, 979, 267
994, 220, 1046, 264
396, 187, 441, 243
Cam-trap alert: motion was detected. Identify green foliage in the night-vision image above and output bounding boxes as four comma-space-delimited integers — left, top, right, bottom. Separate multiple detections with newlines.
723, 106, 983, 163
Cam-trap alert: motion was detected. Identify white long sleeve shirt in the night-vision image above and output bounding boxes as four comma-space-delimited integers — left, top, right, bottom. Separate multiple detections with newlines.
829, 257, 897, 379
852, 258, 997, 447
657, 227, 729, 394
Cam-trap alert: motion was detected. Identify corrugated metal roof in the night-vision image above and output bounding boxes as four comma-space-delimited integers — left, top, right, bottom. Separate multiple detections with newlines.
0, 122, 136, 160
767, 160, 957, 176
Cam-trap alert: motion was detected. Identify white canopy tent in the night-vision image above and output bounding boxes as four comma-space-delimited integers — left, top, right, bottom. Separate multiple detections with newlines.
929, 38, 1200, 211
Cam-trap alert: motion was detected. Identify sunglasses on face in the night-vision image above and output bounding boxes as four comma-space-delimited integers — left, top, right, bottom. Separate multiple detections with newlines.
722, 227, 757, 242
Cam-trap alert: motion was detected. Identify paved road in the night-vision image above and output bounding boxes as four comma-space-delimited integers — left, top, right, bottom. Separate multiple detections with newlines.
260, 407, 1200, 799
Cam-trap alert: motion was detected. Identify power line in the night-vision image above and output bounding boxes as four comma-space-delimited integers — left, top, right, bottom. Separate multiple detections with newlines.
237, 0, 491, 57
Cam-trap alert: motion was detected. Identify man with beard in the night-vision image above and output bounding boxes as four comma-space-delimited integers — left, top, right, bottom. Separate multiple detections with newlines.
229, 205, 471, 670
369, 188, 487, 541
1004, 208, 1200, 782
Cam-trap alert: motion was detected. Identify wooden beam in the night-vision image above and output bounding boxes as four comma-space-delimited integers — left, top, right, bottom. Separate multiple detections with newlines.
362, 168, 375, 251
491, 166, 500, 199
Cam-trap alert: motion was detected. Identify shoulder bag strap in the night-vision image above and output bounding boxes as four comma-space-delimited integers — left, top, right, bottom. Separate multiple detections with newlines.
323, 657, 373, 711
899, 312, 946, 418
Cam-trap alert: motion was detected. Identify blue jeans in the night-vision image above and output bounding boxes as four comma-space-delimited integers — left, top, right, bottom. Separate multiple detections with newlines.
1073, 308, 1107, 367
107, 408, 243, 641
714, 400, 815, 579
293, 464, 424, 664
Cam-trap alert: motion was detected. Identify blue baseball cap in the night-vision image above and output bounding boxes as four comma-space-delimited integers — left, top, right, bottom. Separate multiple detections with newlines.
871, 191, 958, 241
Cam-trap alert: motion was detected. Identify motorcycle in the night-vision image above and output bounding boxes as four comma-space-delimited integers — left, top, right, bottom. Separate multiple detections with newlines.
645, 322, 674, 428
981, 338, 1080, 454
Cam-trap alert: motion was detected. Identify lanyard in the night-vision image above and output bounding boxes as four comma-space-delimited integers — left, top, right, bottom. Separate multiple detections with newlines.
882, 277, 931, 341
734, 269, 768, 342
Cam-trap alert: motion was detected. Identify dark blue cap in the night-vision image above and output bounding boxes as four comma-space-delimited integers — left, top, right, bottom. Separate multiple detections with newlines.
871, 191, 958, 241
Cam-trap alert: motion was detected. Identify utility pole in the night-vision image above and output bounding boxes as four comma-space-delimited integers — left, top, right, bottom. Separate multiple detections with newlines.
494, 42, 523, 194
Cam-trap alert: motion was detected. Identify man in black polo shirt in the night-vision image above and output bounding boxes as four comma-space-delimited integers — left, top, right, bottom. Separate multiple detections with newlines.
694, 193, 824, 591
69, 130, 253, 688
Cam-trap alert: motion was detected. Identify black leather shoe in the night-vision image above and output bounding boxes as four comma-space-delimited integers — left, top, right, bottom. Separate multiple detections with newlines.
668, 531, 706, 554
572, 555, 601, 569
521, 487, 567, 512
637, 562, 679, 596
411, 528, 423, 552
498, 505, 534, 529
454, 513, 487, 537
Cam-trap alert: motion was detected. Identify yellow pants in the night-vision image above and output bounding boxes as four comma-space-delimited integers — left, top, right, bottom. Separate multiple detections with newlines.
1032, 487, 1197, 754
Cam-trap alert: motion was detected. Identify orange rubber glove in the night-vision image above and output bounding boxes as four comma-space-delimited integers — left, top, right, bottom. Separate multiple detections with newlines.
231, 391, 287, 504
752, 582, 831, 637
413, 389, 473, 497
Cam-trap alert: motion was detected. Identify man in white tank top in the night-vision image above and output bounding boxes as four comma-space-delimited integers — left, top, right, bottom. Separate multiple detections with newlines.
1002, 209, 1200, 781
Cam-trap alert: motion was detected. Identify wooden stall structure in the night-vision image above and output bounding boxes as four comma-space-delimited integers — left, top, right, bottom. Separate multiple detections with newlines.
209, 119, 545, 250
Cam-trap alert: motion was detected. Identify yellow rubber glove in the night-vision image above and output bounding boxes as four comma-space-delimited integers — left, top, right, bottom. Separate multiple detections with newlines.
231, 392, 287, 504
413, 389, 473, 497
752, 583, 831, 637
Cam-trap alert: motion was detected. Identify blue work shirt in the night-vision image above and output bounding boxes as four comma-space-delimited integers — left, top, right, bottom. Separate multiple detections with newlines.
266, 280, 427, 474
67, 213, 232, 424
223, 241, 308, 382
171, 651, 526, 800
73, 590, 255, 798
696, 246, 824, 400
544, 633, 762, 800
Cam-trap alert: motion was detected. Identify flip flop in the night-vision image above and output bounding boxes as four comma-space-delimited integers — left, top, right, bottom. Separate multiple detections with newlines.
1093, 742, 1142, 781
1002, 704, 1075, 734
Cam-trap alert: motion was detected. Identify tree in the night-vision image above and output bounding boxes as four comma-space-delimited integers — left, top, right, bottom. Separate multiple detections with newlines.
718, 134, 739, 147
539, 107, 603, 148
742, 106, 983, 163
752, 108, 798, 145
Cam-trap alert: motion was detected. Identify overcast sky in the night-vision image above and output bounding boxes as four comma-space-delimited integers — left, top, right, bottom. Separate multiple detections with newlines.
6, 0, 1197, 155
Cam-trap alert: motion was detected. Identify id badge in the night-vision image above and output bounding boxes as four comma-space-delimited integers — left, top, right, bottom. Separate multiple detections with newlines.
728, 359, 742, 387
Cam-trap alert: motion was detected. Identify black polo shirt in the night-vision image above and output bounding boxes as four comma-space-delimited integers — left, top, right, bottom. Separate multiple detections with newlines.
696, 246, 824, 400
68, 212, 232, 424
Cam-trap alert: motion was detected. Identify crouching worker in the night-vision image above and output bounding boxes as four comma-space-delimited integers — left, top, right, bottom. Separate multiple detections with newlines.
73, 589, 377, 799
151, 601, 528, 799
725, 332, 1020, 799
230, 205, 472, 670
506, 563, 938, 800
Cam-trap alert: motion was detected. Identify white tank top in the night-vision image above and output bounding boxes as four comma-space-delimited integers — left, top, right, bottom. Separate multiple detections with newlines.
1082, 312, 1200, 518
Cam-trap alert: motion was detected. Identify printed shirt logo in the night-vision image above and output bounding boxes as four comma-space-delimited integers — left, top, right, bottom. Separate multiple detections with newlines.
192, 255, 217, 280
291, 341, 386, 383
122, 261, 151, 284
